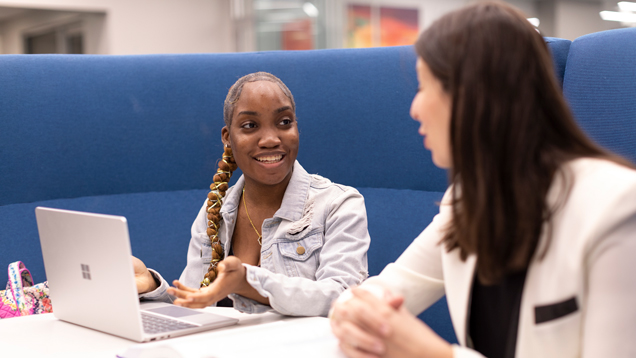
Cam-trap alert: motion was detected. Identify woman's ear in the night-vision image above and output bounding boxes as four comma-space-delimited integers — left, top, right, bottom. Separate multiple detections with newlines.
221, 126, 230, 147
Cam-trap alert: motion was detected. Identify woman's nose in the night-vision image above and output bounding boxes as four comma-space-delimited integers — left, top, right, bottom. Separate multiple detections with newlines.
410, 95, 420, 120
259, 127, 281, 148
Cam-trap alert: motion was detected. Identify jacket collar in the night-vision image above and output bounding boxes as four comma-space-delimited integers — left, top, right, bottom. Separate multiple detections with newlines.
220, 161, 310, 222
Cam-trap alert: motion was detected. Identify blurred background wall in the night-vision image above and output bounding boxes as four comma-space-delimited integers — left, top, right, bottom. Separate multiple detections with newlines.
0, 0, 632, 55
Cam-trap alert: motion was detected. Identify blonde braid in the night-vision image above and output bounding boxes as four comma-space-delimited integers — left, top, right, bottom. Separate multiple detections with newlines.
200, 146, 237, 287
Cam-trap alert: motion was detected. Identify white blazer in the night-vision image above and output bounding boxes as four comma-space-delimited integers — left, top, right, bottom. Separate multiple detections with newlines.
362, 158, 636, 358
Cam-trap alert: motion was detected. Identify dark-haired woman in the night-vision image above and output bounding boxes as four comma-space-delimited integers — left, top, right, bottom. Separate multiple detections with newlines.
134, 72, 370, 317
329, 2, 636, 357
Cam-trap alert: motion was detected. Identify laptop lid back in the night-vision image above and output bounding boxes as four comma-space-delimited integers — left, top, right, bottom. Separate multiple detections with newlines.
35, 206, 144, 341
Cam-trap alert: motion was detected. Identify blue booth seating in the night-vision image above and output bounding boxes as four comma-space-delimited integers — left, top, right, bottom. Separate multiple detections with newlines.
563, 28, 636, 164
1, 28, 634, 344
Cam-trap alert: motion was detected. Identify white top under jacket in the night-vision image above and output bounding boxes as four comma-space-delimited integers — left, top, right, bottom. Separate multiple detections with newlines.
359, 158, 636, 358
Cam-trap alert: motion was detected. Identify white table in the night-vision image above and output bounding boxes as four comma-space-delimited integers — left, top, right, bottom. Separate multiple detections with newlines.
0, 308, 345, 358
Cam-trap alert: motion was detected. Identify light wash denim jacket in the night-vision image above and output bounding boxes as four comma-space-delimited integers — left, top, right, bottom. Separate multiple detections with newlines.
140, 161, 370, 316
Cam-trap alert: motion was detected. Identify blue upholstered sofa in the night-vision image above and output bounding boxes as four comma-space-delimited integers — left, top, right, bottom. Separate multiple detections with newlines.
1, 27, 635, 343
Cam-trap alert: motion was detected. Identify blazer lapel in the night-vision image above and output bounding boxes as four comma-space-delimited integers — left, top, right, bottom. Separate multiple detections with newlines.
442, 250, 476, 347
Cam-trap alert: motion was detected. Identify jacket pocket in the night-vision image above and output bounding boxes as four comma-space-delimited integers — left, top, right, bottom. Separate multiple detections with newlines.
535, 296, 578, 324
279, 232, 323, 261
277, 231, 323, 277
532, 296, 581, 357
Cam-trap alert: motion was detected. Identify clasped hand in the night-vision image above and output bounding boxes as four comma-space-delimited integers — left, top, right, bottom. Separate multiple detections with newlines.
329, 287, 453, 358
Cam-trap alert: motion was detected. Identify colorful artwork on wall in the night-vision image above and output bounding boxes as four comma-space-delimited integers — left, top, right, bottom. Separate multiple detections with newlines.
347, 5, 372, 48
380, 7, 419, 47
347, 4, 418, 48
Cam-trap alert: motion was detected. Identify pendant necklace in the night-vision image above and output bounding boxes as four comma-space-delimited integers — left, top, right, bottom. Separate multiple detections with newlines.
242, 188, 263, 246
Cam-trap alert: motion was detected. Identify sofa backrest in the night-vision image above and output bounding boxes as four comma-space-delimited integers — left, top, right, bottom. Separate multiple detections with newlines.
0, 39, 571, 207
563, 27, 636, 164
0, 47, 445, 207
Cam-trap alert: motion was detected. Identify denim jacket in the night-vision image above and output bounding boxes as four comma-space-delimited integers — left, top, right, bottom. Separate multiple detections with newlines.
141, 161, 370, 316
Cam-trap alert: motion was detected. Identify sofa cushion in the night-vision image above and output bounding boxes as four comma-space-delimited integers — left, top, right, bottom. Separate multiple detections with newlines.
358, 187, 445, 276
0, 185, 456, 341
359, 187, 456, 343
0, 190, 208, 284
1, 186, 446, 285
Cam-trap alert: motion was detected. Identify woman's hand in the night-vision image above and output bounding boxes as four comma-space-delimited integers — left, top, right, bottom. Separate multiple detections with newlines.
330, 287, 453, 358
168, 256, 269, 308
132, 256, 158, 294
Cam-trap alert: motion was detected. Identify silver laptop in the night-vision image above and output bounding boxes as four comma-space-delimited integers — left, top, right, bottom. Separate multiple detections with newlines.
35, 206, 239, 342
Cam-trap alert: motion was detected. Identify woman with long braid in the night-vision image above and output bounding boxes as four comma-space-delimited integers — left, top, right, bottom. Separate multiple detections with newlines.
133, 72, 370, 316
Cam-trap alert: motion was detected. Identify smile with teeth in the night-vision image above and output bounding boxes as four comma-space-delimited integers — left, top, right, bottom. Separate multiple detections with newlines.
255, 155, 283, 163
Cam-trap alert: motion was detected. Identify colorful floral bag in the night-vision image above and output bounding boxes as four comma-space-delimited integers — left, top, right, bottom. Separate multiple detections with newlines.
0, 261, 52, 319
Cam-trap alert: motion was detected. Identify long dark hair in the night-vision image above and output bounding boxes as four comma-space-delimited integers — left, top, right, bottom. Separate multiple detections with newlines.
415, 2, 622, 284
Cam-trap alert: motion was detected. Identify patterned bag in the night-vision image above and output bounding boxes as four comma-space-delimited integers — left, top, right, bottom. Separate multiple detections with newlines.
0, 261, 53, 319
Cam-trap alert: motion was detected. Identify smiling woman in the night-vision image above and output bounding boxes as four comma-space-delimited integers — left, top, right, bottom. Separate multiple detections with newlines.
223, 79, 299, 189
132, 72, 370, 317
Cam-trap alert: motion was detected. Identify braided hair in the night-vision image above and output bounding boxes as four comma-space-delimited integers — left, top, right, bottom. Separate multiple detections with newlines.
201, 71, 294, 287
201, 146, 237, 287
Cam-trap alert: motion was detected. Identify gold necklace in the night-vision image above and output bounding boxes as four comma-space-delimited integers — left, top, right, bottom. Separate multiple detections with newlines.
242, 188, 262, 246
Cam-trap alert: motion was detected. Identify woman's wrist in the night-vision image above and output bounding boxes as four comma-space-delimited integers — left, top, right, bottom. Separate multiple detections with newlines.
141, 269, 160, 293
234, 265, 270, 305
420, 334, 453, 358
231, 263, 252, 296
433, 342, 454, 358
150, 270, 161, 291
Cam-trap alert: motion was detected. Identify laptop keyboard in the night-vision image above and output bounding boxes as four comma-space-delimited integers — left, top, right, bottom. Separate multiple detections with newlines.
141, 312, 197, 334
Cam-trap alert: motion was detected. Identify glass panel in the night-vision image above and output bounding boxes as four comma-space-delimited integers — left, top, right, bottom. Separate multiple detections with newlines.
66, 34, 83, 54
254, 0, 326, 51
26, 32, 57, 54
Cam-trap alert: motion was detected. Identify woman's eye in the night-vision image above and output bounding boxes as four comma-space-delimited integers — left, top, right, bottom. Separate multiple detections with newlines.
241, 122, 256, 129
279, 118, 293, 126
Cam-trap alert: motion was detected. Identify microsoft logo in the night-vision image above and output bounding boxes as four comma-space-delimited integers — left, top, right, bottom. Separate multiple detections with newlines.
81, 264, 92, 280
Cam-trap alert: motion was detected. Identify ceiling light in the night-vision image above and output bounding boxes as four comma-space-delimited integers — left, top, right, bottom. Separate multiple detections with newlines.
600, 10, 636, 22
303, 2, 319, 17
618, 1, 636, 11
